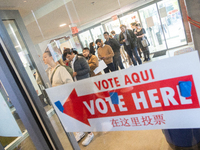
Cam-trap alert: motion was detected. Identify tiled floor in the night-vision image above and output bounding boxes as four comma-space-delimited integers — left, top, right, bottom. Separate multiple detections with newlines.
50, 112, 173, 150
78, 130, 173, 150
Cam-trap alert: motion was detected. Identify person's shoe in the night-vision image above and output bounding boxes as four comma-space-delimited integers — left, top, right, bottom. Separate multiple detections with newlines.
82, 133, 94, 146
146, 58, 150, 61
75, 132, 85, 142
143, 59, 147, 62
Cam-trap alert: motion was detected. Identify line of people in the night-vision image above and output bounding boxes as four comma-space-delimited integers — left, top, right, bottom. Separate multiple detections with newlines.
42, 22, 150, 147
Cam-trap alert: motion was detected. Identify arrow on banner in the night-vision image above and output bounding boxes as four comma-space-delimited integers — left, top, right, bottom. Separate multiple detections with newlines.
54, 75, 198, 126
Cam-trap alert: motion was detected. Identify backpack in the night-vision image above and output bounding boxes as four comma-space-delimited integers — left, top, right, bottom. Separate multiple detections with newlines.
50, 65, 73, 84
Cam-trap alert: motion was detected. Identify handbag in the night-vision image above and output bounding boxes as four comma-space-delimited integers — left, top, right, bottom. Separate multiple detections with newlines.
141, 36, 149, 47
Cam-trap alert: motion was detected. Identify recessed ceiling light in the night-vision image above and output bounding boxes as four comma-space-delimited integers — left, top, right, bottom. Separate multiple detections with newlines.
24, 1, 27, 2
15, 45, 20, 48
59, 23, 67, 27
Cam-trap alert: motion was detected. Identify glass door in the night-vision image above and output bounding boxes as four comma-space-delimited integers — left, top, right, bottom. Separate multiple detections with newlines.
0, 80, 36, 150
90, 25, 105, 42
138, 4, 167, 53
157, 0, 187, 49
0, 10, 78, 150
0, 42, 53, 149
78, 30, 93, 48
120, 11, 140, 29
104, 19, 121, 34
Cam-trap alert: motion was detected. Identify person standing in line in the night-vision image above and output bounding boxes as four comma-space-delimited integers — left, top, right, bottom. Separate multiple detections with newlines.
89, 42, 96, 55
135, 23, 150, 62
82, 47, 102, 77
111, 30, 120, 43
131, 22, 142, 58
96, 39, 115, 73
104, 32, 125, 70
42, 50, 73, 87
63, 48, 94, 146
111, 30, 131, 67
119, 24, 142, 66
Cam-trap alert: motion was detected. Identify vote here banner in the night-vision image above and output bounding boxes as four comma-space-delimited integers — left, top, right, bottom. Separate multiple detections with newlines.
46, 51, 200, 132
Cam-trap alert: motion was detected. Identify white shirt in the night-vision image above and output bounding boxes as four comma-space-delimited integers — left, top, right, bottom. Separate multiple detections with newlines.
71, 55, 77, 81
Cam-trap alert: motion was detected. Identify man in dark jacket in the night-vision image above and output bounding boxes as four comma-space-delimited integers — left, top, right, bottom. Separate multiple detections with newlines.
63, 48, 90, 81
104, 32, 124, 70
119, 24, 142, 66
63, 48, 94, 146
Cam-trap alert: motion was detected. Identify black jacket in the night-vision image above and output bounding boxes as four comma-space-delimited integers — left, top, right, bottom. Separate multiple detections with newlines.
119, 29, 137, 49
69, 55, 90, 81
104, 38, 120, 54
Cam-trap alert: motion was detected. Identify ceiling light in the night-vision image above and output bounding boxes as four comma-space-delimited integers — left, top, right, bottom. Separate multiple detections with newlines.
59, 23, 67, 27
24, 1, 27, 2
15, 45, 20, 48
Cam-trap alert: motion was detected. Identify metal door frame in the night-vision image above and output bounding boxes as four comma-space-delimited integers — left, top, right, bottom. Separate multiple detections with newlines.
0, 41, 55, 149
0, 10, 51, 88
0, 13, 64, 149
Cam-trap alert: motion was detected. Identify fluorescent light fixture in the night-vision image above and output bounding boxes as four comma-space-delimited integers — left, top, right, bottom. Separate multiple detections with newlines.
15, 45, 20, 48
59, 23, 67, 27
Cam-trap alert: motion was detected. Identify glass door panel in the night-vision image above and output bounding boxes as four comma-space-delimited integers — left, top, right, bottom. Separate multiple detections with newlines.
139, 4, 167, 53
120, 11, 140, 29
2, 19, 74, 150
78, 30, 93, 48
2, 20, 51, 111
157, 0, 187, 49
105, 19, 121, 34
0, 80, 36, 150
90, 25, 105, 42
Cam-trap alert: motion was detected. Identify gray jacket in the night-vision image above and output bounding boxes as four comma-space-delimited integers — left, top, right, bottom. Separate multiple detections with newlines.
69, 55, 90, 81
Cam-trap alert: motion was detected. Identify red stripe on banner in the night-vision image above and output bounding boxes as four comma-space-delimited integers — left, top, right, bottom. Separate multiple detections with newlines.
62, 75, 199, 125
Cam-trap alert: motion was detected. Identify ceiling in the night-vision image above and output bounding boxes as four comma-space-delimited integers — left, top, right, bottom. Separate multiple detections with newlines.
0, 0, 151, 44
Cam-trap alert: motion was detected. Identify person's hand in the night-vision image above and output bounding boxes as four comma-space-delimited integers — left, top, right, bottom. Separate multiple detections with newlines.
73, 72, 77, 77
123, 39, 126, 42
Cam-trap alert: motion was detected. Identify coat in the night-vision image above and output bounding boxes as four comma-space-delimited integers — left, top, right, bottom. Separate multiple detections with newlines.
69, 55, 90, 81
87, 54, 102, 77
104, 38, 120, 54
119, 29, 137, 50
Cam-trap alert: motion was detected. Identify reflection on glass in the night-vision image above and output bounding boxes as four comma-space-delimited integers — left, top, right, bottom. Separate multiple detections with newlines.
0, 81, 36, 149
2, 20, 74, 150
139, 4, 167, 53
120, 11, 140, 29
105, 19, 121, 34
90, 25, 105, 42
2, 20, 51, 111
78, 30, 93, 48
157, 0, 187, 49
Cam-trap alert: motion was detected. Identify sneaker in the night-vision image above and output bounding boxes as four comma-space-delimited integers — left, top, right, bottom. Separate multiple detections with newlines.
75, 132, 85, 142
82, 133, 94, 146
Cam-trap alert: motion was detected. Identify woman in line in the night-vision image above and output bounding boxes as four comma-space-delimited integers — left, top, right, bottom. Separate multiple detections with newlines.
135, 23, 150, 62
89, 42, 96, 55
43, 50, 73, 87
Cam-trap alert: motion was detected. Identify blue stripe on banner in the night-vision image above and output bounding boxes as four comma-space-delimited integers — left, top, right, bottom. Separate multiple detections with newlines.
54, 101, 64, 113
109, 92, 119, 104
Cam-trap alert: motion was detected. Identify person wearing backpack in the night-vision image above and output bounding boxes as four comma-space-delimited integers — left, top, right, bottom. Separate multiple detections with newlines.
43, 50, 73, 87
104, 31, 124, 70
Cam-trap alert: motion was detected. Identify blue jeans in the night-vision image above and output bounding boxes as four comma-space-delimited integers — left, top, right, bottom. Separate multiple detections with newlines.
104, 63, 115, 73
125, 45, 142, 66
113, 53, 125, 70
